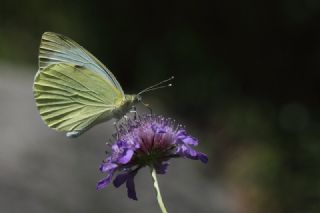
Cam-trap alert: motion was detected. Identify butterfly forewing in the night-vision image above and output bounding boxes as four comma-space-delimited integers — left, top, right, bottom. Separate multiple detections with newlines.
33, 63, 124, 132
38, 32, 124, 96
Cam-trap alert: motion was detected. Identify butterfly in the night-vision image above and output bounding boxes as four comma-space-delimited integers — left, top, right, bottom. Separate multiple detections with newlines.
33, 32, 173, 138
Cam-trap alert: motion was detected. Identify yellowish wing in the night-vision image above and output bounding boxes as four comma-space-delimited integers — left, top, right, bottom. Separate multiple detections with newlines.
33, 63, 124, 136
38, 32, 124, 96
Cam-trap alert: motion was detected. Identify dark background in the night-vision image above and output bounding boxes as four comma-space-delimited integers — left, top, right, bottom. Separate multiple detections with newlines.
1, 1, 320, 212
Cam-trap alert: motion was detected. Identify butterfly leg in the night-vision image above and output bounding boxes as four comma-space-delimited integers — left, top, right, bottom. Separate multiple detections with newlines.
113, 121, 119, 140
146, 105, 153, 115
104, 138, 113, 155
141, 102, 153, 114
130, 106, 138, 119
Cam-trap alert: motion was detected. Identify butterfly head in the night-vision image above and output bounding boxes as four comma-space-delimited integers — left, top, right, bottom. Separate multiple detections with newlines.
124, 94, 142, 105
122, 76, 174, 113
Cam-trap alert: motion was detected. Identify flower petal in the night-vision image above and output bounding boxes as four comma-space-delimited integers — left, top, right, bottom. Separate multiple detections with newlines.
197, 152, 208, 163
100, 163, 118, 172
112, 143, 120, 152
113, 172, 129, 188
97, 173, 113, 190
118, 149, 134, 164
177, 144, 197, 157
154, 161, 169, 174
182, 136, 198, 146
185, 151, 208, 164
176, 129, 187, 137
126, 171, 138, 200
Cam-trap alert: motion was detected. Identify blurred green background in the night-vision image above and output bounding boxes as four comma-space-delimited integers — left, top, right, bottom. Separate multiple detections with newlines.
1, 1, 320, 213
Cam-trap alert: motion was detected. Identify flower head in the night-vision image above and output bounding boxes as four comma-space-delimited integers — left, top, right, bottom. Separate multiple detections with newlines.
97, 114, 208, 200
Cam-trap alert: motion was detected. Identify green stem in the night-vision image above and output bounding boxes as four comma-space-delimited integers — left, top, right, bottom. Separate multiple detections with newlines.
151, 168, 168, 213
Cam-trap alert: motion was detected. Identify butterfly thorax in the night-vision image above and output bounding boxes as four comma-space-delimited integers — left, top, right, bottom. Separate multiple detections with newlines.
112, 94, 140, 119
93, 94, 139, 127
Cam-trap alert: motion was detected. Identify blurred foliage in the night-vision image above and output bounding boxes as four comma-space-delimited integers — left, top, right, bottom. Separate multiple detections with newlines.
1, 0, 320, 212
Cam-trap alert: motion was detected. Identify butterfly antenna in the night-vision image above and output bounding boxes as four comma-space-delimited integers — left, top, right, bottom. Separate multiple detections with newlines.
138, 76, 174, 95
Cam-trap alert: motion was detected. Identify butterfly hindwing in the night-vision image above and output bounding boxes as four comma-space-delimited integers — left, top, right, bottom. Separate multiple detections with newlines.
33, 63, 124, 134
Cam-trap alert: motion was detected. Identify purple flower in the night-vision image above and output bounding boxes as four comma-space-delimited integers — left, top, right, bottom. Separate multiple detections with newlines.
97, 114, 208, 200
